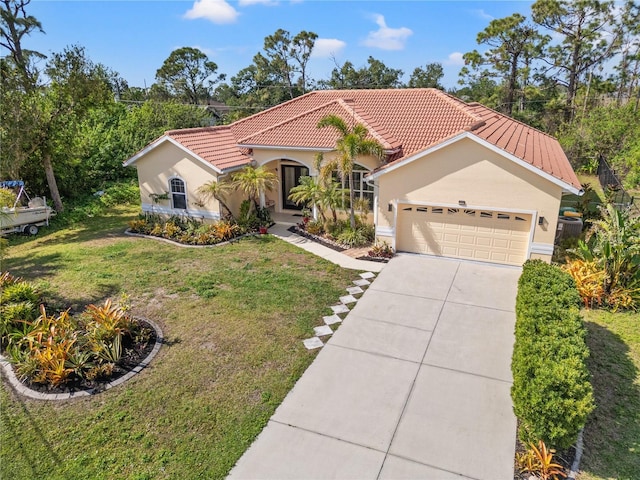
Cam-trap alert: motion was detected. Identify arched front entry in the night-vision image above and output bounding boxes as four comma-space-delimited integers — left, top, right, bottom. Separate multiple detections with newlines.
281, 163, 309, 210
258, 157, 313, 213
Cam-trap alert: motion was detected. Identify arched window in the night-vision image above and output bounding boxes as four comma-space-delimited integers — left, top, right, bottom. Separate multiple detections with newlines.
169, 178, 187, 210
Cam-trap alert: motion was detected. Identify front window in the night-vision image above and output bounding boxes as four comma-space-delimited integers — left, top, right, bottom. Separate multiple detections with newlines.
333, 164, 374, 208
170, 178, 187, 209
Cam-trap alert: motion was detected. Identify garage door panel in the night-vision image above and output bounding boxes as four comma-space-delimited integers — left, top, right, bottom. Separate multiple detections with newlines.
397, 205, 531, 266
476, 237, 492, 247
459, 235, 476, 245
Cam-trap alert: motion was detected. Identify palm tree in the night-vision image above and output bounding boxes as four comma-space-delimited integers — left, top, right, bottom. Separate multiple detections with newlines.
288, 176, 327, 223
197, 179, 234, 220
230, 166, 278, 213
317, 114, 384, 229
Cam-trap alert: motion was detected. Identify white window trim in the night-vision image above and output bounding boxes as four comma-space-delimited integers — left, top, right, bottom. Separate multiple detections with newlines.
169, 176, 187, 210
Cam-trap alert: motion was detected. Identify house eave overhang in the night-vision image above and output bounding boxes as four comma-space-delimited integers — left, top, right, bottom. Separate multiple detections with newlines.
237, 143, 401, 156
122, 136, 224, 175
237, 143, 334, 153
367, 132, 583, 196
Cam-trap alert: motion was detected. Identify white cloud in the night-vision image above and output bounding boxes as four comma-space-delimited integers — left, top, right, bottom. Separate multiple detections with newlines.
311, 38, 347, 58
444, 52, 465, 66
362, 14, 413, 51
190, 45, 216, 57
238, 0, 279, 6
184, 0, 239, 24
472, 9, 494, 21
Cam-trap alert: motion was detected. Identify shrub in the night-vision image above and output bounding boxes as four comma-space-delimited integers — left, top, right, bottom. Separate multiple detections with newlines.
305, 220, 324, 236
516, 440, 567, 480
0, 275, 40, 339
563, 260, 606, 308
570, 204, 640, 310
98, 182, 140, 207
368, 241, 394, 258
0, 188, 17, 208
1, 281, 40, 305
511, 260, 594, 451
337, 227, 369, 247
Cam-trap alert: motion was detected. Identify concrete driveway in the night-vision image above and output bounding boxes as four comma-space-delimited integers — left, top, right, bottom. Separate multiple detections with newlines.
228, 255, 520, 480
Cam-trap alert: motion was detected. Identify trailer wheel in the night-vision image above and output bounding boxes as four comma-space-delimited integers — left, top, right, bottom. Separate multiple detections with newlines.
25, 224, 39, 235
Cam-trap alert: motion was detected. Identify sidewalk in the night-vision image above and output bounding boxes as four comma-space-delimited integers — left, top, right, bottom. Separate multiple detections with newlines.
268, 223, 386, 273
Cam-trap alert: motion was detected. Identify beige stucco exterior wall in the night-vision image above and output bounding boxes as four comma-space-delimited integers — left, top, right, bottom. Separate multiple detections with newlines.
375, 137, 564, 262
132, 141, 225, 221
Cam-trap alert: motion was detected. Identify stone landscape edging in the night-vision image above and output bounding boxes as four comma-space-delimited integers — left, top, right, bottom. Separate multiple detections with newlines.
124, 229, 260, 248
0, 317, 163, 401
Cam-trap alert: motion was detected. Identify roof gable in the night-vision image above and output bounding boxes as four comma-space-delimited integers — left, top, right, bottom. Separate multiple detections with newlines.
237, 98, 401, 151
368, 132, 583, 195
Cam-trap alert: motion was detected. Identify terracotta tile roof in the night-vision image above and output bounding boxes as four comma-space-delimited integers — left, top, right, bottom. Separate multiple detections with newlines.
237, 98, 401, 151
165, 126, 251, 171
154, 88, 580, 190
465, 103, 580, 189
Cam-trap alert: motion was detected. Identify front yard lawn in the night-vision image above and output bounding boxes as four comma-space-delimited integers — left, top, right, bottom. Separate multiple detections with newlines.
579, 309, 640, 480
0, 207, 358, 479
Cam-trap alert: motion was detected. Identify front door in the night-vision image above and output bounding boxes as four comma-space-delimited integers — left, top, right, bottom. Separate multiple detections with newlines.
281, 165, 309, 210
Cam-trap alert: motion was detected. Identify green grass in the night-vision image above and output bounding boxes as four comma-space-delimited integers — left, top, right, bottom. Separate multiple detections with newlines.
561, 174, 605, 215
578, 309, 640, 480
0, 206, 358, 479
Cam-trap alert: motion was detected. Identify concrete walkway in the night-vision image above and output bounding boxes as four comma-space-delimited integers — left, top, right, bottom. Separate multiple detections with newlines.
228, 255, 520, 480
268, 222, 386, 272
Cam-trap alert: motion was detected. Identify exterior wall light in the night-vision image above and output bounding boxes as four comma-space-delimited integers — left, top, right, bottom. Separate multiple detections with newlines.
458, 200, 466, 206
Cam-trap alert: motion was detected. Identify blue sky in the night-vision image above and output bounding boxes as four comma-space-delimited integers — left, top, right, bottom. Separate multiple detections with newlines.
22, 0, 536, 90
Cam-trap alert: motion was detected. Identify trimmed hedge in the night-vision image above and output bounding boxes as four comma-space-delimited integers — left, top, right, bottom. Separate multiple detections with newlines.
511, 260, 595, 450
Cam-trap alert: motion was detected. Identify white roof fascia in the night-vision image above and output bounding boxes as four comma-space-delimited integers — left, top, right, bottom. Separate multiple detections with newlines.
367, 132, 582, 195
123, 136, 225, 175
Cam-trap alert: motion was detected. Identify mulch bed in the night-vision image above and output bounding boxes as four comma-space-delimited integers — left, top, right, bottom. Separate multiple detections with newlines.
21, 319, 157, 395
287, 225, 347, 252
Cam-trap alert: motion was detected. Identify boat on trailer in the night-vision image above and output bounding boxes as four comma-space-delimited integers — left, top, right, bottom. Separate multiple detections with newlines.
0, 180, 55, 236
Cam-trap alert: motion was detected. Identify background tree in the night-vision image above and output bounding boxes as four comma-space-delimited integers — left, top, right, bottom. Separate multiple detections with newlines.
532, 0, 619, 121
256, 29, 318, 99
321, 56, 403, 89
155, 47, 225, 104
611, 0, 640, 104
317, 114, 384, 229
0, 0, 44, 91
408, 63, 444, 89
461, 13, 547, 116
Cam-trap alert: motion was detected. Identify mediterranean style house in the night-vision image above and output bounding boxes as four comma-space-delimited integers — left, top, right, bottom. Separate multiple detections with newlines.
124, 88, 582, 266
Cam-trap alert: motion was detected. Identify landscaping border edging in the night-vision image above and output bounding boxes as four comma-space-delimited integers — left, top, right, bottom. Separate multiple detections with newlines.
567, 429, 585, 480
124, 229, 261, 248
0, 317, 163, 401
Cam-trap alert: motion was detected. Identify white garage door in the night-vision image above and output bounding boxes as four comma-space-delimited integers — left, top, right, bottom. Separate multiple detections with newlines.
397, 205, 532, 266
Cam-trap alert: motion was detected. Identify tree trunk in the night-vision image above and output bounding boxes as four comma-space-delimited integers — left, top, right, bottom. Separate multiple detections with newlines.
348, 171, 356, 230
505, 56, 519, 116
216, 195, 234, 220
43, 153, 64, 212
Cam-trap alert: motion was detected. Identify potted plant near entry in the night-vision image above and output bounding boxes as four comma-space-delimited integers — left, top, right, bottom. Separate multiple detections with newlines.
301, 207, 312, 225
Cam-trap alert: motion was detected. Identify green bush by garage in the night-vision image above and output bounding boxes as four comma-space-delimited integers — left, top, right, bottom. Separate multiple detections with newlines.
511, 260, 595, 451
